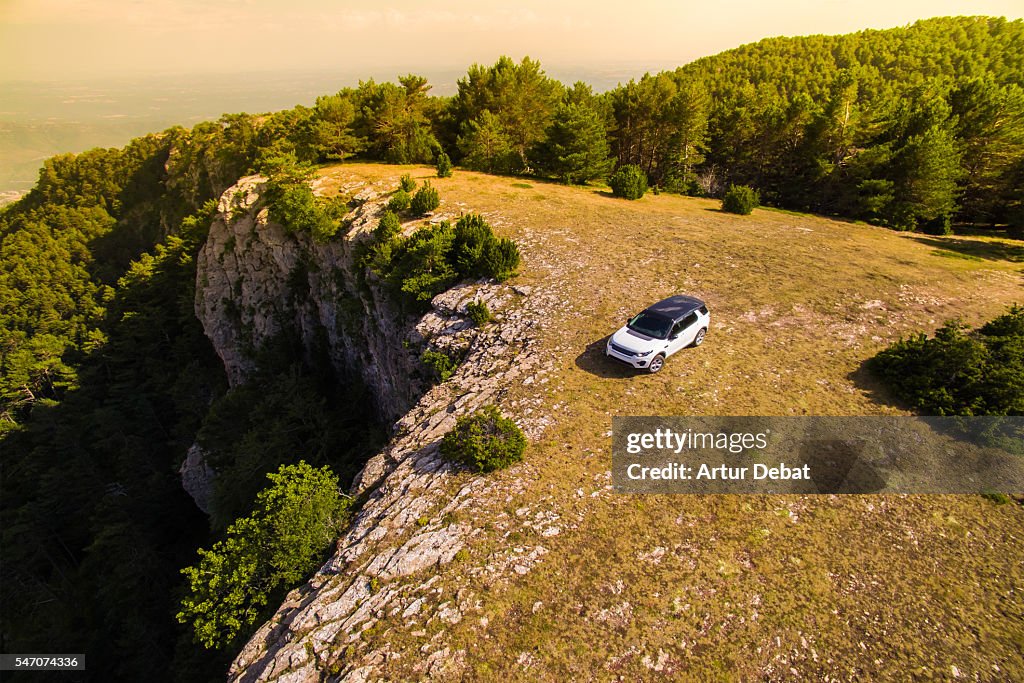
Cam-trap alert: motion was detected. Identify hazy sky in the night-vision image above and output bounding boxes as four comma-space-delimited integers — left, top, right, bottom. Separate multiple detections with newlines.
2, 0, 1023, 82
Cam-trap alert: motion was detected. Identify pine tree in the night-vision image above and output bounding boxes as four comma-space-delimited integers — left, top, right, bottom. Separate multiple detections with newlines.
436, 150, 453, 178
888, 124, 963, 231
458, 111, 515, 174
535, 102, 613, 184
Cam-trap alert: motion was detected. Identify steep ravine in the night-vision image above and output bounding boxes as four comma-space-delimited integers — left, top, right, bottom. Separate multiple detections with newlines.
191, 176, 558, 681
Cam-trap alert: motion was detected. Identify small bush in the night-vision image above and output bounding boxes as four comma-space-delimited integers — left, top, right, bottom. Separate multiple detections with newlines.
436, 151, 453, 178
268, 182, 338, 241
388, 189, 411, 213
411, 181, 441, 216
374, 210, 402, 242
421, 348, 458, 382
466, 300, 493, 326
482, 238, 520, 282
440, 405, 526, 472
721, 184, 760, 215
451, 213, 520, 281
367, 212, 524, 313
399, 174, 416, 192
452, 213, 492, 273
609, 165, 648, 200
981, 491, 1012, 505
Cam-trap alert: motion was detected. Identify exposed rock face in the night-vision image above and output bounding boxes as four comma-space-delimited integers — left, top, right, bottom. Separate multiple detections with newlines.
226, 281, 554, 682
195, 175, 424, 423
191, 176, 556, 681
180, 443, 216, 515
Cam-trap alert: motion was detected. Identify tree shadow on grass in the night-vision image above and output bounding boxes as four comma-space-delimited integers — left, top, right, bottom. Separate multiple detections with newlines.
575, 336, 641, 379
846, 359, 911, 413
906, 235, 1024, 263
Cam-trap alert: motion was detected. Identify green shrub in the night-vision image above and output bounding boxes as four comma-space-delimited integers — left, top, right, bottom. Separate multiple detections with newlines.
440, 405, 527, 472
452, 213, 492, 273
482, 238, 521, 282
721, 184, 760, 215
609, 165, 648, 200
367, 213, 523, 312
381, 221, 458, 307
436, 151, 453, 178
268, 182, 338, 241
399, 174, 417, 192
421, 348, 458, 381
466, 300, 493, 326
374, 210, 402, 242
410, 181, 441, 215
387, 189, 411, 213
867, 306, 1024, 416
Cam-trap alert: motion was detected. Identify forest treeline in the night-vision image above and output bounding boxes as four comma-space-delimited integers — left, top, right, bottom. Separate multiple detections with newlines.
1, 15, 1022, 681
0, 114, 381, 678
272, 15, 1023, 232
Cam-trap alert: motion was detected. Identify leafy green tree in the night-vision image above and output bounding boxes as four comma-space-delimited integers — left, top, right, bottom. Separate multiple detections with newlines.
387, 189, 411, 212
452, 213, 520, 281
887, 124, 963, 231
663, 78, 710, 193
177, 462, 350, 649
534, 102, 613, 184
466, 300, 493, 326
258, 152, 339, 241
421, 348, 458, 381
268, 183, 338, 241
482, 239, 520, 282
949, 79, 1024, 225
451, 213, 493, 273
352, 76, 439, 164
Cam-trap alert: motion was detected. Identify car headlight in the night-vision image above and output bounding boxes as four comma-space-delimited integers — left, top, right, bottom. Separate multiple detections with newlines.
637, 350, 653, 357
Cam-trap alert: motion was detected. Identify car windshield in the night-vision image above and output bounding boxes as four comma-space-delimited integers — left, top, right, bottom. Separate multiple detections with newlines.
627, 312, 673, 339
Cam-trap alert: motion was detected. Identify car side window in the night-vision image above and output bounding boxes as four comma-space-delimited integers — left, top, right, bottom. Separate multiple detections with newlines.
699, 305, 709, 315
675, 313, 698, 335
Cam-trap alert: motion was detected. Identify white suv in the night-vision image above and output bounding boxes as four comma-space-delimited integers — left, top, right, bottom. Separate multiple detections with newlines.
606, 296, 709, 373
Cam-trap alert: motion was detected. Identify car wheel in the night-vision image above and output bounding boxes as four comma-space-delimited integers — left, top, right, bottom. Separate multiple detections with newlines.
691, 328, 707, 347
648, 354, 665, 373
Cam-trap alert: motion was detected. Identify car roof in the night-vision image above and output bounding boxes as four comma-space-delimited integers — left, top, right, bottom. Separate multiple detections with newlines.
644, 295, 705, 321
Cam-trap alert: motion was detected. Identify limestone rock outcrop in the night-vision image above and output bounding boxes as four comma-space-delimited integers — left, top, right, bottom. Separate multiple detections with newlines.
189, 176, 555, 681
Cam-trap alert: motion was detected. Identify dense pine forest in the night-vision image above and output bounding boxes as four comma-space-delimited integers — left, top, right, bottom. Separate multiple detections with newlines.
2, 16, 1023, 680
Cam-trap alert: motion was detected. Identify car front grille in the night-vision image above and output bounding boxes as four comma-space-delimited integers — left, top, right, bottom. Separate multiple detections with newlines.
610, 342, 637, 357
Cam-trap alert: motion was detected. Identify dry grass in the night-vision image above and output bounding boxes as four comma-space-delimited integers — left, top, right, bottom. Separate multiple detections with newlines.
318, 163, 1024, 681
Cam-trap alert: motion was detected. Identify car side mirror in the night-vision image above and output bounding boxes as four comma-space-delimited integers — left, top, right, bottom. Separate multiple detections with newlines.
669, 333, 679, 340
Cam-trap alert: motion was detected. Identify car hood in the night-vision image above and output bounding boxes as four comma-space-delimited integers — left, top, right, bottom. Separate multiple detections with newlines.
609, 326, 666, 354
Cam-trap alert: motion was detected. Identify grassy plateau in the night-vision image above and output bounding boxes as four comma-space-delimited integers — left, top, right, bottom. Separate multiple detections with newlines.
316, 163, 1023, 681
